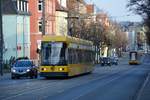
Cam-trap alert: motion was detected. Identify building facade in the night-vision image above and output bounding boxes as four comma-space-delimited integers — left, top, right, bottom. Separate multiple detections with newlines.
96, 12, 110, 28
67, 0, 88, 37
29, 0, 56, 60
56, 0, 68, 36
2, 0, 30, 60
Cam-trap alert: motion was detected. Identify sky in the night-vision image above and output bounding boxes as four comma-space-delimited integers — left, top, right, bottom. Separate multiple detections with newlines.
85, 0, 142, 22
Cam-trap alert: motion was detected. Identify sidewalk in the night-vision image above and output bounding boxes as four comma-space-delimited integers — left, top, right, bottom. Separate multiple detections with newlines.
136, 53, 150, 100
0, 73, 10, 80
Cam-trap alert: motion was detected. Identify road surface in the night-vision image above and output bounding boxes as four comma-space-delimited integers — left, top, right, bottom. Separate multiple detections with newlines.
0, 54, 150, 100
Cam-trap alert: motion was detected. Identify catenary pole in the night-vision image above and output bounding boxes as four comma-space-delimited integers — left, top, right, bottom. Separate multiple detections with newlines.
0, 0, 3, 76
42, 0, 46, 35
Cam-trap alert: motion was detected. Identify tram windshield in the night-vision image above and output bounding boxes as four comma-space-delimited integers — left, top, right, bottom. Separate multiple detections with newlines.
41, 42, 67, 66
130, 52, 137, 60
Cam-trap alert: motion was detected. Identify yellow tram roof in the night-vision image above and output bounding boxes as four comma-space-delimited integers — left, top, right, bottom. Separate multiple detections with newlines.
42, 35, 93, 45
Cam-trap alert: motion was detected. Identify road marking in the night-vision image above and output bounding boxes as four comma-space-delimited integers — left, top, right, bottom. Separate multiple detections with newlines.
57, 89, 65, 93
1, 81, 60, 100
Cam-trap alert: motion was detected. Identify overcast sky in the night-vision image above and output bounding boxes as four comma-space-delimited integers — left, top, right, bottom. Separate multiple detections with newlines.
85, 0, 142, 22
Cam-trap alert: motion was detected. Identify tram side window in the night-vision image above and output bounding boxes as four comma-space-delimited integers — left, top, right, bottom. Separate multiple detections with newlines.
75, 49, 78, 63
59, 43, 67, 65
68, 49, 75, 64
91, 52, 94, 62
68, 49, 72, 64
81, 50, 85, 63
68, 48, 94, 64
68, 49, 78, 64
74, 49, 77, 63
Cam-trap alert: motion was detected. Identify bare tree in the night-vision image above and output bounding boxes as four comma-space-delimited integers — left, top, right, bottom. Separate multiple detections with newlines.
127, 0, 150, 45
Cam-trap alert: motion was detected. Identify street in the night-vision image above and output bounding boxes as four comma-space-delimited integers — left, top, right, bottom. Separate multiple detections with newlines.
0, 54, 150, 100
0, 0, 150, 100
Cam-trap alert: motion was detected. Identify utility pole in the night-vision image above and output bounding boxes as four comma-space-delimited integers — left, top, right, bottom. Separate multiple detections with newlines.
0, 0, 3, 76
42, 0, 46, 35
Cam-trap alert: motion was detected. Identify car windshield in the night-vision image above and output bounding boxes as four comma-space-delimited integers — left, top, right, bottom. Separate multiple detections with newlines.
103, 58, 109, 61
14, 61, 32, 67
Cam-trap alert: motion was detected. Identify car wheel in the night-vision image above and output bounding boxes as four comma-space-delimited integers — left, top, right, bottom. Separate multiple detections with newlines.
11, 76, 15, 79
34, 74, 38, 78
34, 70, 38, 78
30, 75, 34, 79
45, 77, 50, 79
16, 76, 20, 79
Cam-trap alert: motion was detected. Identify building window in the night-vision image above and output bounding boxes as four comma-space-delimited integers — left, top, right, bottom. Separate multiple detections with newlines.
38, 0, 43, 11
27, 2, 29, 12
20, 1, 23, 11
37, 40, 41, 49
17, 0, 20, 11
23, 2, 26, 11
38, 20, 42, 33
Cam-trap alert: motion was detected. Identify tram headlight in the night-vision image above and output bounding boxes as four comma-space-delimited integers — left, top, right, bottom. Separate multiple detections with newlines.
44, 68, 47, 71
41, 68, 47, 71
59, 68, 65, 71
59, 68, 63, 71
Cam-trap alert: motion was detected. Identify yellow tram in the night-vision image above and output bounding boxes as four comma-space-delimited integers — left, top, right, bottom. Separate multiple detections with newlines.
129, 51, 141, 65
39, 35, 95, 78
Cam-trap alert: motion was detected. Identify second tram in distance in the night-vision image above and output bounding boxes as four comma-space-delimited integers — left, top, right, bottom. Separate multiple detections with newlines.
129, 51, 141, 65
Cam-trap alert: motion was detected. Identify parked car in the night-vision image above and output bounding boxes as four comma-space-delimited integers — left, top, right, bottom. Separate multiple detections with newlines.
15, 57, 29, 61
114, 56, 119, 61
110, 58, 118, 65
11, 60, 38, 79
110, 56, 118, 65
10, 57, 29, 68
101, 57, 111, 66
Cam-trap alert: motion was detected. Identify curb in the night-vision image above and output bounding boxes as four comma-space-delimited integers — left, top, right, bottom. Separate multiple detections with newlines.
0, 73, 11, 80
